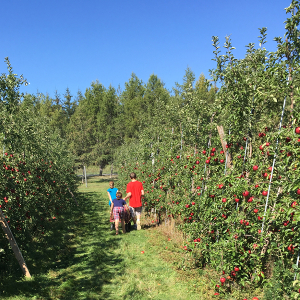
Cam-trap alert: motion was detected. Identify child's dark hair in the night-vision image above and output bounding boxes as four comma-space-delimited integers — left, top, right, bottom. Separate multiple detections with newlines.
116, 191, 122, 198
130, 172, 136, 179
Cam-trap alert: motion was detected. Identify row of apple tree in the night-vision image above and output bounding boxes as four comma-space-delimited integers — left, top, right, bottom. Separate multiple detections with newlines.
0, 58, 78, 274
115, 3, 300, 297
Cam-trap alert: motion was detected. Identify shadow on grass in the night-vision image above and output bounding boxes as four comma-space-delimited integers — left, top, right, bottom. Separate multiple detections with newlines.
0, 191, 124, 300
88, 177, 116, 185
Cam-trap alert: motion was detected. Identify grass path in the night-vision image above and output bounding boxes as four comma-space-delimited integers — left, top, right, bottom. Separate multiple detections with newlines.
0, 176, 261, 299
74, 176, 208, 299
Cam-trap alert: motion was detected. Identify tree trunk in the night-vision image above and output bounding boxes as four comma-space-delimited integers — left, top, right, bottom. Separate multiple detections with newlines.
0, 208, 31, 277
217, 125, 232, 169
110, 163, 113, 178
99, 165, 103, 176
67, 188, 79, 206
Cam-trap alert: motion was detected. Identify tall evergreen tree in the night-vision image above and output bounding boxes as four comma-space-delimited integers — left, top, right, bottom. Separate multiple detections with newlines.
120, 73, 145, 142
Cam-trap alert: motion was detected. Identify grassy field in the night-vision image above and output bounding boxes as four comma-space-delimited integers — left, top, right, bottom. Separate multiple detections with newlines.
0, 176, 264, 300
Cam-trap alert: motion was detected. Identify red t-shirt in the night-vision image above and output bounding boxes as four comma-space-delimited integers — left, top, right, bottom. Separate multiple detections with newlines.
126, 180, 144, 208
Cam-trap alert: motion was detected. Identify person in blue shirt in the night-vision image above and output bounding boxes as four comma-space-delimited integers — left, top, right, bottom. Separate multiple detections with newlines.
107, 181, 118, 230
110, 191, 129, 235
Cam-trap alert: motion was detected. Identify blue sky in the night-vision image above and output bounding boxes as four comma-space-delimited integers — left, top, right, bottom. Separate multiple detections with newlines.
1, 0, 292, 99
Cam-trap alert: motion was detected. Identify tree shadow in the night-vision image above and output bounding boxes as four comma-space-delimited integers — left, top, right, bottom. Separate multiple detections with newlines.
0, 191, 125, 299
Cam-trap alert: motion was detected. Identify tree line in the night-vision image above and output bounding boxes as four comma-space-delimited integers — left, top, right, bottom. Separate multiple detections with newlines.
21, 71, 216, 174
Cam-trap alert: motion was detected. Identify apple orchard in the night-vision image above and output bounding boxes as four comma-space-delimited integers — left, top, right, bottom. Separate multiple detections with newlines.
116, 3, 300, 297
1, 1, 300, 299
0, 58, 78, 275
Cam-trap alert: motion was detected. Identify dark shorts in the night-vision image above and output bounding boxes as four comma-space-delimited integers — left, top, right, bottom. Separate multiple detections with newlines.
130, 206, 142, 219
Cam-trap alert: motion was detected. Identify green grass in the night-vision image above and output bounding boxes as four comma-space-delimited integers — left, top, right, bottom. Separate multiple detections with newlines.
0, 176, 264, 299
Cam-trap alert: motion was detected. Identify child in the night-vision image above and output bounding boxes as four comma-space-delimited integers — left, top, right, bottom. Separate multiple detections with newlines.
107, 181, 118, 230
110, 191, 129, 235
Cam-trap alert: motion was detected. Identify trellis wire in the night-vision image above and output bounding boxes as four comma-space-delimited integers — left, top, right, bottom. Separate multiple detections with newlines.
199, 136, 211, 199
235, 97, 255, 210
241, 97, 255, 172
194, 118, 200, 156
261, 96, 286, 233
180, 124, 183, 156
294, 251, 300, 280
2, 134, 5, 157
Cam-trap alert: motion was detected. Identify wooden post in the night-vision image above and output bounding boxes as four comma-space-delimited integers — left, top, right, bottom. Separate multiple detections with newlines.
99, 165, 103, 176
84, 165, 87, 187
217, 125, 232, 169
0, 208, 31, 277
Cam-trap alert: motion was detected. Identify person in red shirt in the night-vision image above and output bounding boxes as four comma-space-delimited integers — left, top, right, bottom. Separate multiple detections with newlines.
124, 172, 144, 230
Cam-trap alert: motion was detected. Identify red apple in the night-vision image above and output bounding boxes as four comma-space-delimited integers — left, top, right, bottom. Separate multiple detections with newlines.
247, 197, 253, 203
220, 277, 226, 284
295, 127, 300, 134
243, 191, 249, 197
262, 191, 268, 196
253, 165, 258, 171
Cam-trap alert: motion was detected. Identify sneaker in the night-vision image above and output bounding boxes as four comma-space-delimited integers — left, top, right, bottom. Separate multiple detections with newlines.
137, 220, 141, 230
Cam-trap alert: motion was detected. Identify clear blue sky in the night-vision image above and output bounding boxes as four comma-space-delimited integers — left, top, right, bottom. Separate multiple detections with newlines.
0, 0, 292, 99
